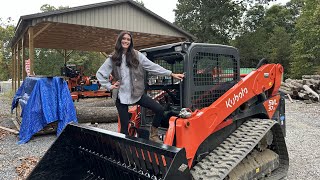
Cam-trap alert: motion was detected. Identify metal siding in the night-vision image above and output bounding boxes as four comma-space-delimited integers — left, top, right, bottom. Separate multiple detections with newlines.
30, 3, 184, 37
118, 4, 122, 29
85, 11, 89, 26
128, 5, 133, 31
111, 6, 116, 28
67, 13, 72, 24
62, 14, 67, 23
123, 4, 128, 30
90, 11, 93, 26
98, 8, 103, 27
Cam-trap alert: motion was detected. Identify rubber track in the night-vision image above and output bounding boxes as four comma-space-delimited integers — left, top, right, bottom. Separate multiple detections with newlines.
190, 119, 276, 180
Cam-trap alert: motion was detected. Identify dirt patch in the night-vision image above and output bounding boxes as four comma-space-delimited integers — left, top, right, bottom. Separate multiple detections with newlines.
0, 129, 10, 140
15, 156, 40, 180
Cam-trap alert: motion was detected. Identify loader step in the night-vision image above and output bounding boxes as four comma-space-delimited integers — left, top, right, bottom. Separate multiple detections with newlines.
191, 119, 288, 180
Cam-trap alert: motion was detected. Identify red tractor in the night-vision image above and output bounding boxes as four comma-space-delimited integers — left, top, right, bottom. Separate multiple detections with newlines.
28, 42, 288, 180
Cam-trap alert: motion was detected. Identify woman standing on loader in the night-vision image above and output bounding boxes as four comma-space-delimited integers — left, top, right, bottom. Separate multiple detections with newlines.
96, 31, 184, 143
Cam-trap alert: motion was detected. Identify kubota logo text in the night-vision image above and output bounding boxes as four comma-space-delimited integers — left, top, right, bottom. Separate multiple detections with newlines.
225, 88, 249, 108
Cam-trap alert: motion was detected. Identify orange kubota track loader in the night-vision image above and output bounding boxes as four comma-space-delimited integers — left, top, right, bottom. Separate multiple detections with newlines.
27, 43, 289, 180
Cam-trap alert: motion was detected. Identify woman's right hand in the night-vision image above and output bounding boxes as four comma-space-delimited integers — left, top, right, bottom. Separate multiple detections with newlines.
111, 81, 120, 89
171, 73, 185, 80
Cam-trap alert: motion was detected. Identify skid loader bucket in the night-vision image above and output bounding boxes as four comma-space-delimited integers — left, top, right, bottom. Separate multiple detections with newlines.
27, 123, 191, 180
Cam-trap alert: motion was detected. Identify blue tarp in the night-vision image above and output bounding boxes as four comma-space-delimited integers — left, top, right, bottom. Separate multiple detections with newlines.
11, 77, 77, 144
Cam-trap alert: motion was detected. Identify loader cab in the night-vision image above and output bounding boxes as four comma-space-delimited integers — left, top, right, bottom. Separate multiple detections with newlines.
140, 42, 240, 129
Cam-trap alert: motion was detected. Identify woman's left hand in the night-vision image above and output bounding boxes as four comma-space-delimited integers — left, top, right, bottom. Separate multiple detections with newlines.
171, 73, 184, 80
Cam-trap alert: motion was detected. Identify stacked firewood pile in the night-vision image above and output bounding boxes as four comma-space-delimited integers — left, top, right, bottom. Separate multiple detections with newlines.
280, 75, 320, 102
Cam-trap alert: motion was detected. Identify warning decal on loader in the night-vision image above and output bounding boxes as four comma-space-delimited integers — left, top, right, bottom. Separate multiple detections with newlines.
263, 95, 280, 118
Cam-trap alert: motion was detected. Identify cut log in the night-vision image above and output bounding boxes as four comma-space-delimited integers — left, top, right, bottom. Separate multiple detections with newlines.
302, 75, 320, 80
75, 99, 115, 107
283, 76, 320, 102
303, 79, 320, 85
303, 85, 320, 101
297, 92, 309, 100
281, 82, 292, 88
285, 78, 293, 83
286, 94, 294, 103
0, 126, 19, 134
76, 106, 118, 123
284, 82, 299, 90
310, 95, 319, 102
279, 88, 294, 96
280, 86, 292, 92
290, 81, 304, 90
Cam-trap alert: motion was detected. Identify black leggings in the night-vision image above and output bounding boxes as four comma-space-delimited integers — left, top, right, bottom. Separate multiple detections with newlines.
115, 94, 164, 135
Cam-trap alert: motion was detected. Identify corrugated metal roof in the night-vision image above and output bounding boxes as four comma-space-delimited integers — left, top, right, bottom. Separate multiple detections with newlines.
10, 0, 196, 52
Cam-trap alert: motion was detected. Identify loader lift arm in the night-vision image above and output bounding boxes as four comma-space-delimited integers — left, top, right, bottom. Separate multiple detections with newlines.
165, 63, 284, 167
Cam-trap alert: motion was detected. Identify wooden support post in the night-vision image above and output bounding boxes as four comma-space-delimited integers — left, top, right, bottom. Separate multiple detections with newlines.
22, 36, 26, 79
64, 49, 67, 65
15, 43, 20, 125
12, 117, 20, 131
58, 49, 73, 65
28, 27, 34, 75
13, 47, 17, 92
11, 48, 14, 90
17, 43, 21, 88
100, 52, 108, 58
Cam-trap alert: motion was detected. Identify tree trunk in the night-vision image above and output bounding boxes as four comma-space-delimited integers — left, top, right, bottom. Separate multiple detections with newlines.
76, 106, 118, 123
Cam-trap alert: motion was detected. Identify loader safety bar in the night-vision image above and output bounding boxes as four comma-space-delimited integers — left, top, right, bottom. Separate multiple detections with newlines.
27, 123, 192, 180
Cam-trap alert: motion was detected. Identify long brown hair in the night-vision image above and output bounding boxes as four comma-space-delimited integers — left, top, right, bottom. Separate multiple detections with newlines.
111, 31, 139, 68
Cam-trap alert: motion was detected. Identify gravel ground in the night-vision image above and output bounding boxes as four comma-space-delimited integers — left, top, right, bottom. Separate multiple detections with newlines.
0, 94, 319, 179
285, 100, 320, 179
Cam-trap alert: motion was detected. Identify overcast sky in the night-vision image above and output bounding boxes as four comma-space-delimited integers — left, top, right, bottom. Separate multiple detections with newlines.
0, 0, 289, 26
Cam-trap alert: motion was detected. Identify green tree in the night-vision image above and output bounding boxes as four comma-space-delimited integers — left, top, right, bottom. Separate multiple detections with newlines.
263, 5, 295, 34
34, 49, 65, 76
233, 1, 299, 73
0, 18, 15, 80
290, 0, 320, 77
174, 0, 283, 44
68, 51, 106, 76
267, 26, 291, 77
40, 4, 69, 12
232, 28, 270, 67
174, 0, 246, 44
134, 0, 145, 7
242, 5, 266, 33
